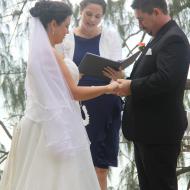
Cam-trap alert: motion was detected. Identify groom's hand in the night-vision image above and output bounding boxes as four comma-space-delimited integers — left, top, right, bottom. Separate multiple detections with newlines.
116, 79, 132, 96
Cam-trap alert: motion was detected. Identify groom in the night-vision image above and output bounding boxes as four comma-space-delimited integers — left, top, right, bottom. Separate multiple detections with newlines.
116, 0, 190, 189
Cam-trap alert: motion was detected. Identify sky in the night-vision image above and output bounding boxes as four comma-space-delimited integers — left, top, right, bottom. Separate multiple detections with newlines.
69, 0, 131, 7
1, 0, 190, 188
70, 0, 81, 4
69, 0, 124, 4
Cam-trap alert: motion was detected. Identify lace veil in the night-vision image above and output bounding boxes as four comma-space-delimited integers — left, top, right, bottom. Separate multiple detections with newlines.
24, 17, 89, 157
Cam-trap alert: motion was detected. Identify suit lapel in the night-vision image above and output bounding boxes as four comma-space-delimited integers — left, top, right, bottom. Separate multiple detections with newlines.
130, 20, 177, 78
130, 40, 153, 77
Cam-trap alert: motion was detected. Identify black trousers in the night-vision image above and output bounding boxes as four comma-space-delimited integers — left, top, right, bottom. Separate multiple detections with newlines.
134, 142, 181, 190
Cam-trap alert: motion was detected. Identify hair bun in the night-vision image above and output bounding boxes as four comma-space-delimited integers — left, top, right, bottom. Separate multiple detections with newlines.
29, 1, 72, 29
30, 6, 40, 17
30, 1, 48, 17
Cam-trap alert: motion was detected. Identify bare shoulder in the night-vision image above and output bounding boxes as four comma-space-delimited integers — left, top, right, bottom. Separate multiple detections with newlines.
52, 48, 64, 64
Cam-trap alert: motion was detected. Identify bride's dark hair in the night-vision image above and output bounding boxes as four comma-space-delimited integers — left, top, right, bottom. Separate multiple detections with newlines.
30, 1, 72, 29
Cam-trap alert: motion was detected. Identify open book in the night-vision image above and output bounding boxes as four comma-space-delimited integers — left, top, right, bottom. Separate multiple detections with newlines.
79, 51, 141, 81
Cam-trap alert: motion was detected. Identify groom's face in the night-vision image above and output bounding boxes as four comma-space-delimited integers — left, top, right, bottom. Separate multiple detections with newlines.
135, 9, 157, 37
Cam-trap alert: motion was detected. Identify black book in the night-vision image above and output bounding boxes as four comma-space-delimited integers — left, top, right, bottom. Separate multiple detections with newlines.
79, 51, 141, 81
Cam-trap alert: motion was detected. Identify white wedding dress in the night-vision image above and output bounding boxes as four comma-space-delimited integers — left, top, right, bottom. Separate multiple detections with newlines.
0, 58, 100, 190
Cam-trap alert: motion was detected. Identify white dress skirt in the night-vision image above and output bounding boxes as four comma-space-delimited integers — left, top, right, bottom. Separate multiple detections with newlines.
0, 59, 100, 190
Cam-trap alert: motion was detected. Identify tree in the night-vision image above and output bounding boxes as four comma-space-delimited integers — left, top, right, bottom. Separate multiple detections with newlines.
0, 0, 190, 189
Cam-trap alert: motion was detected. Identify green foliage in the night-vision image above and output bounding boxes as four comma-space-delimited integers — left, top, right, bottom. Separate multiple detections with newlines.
169, 0, 190, 18
0, 143, 7, 179
168, 0, 190, 38
0, 0, 190, 189
0, 0, 29, 116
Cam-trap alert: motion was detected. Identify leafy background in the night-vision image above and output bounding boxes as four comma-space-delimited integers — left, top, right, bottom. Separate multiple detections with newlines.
0, 0, 190, 189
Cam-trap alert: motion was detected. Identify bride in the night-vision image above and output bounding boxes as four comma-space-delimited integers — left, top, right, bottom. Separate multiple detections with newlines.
0, 1, 118, 190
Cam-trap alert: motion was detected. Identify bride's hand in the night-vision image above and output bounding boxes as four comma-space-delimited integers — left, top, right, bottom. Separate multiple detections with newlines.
79, 73, 84, 79
106, 80, 119, 94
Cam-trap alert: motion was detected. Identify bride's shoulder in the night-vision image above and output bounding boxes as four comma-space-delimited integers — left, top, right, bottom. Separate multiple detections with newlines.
53, 48, 64, 63
52, 48, 76, 68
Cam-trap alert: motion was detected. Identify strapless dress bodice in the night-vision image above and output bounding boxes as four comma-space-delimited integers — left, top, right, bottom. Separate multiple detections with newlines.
64, 58, 79, 84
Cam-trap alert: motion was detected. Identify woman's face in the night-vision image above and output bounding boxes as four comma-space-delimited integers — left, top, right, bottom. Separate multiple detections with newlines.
80, 3, 104, 31
53, 16, 71, 44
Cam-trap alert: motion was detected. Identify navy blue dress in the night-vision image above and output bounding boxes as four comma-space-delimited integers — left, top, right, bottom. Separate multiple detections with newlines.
73, 34, 122, 168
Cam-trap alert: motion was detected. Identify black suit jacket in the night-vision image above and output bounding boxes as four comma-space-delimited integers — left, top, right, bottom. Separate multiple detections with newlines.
122, 20, 190, 144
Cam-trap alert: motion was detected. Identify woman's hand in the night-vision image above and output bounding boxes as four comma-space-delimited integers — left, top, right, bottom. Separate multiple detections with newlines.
106, 80, 119, 94
116, 79, 132, 96
103, 66, 125, 81
79, 73, 84, 79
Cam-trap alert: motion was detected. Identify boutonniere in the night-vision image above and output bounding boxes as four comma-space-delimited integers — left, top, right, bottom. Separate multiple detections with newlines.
137, 42, 146, 51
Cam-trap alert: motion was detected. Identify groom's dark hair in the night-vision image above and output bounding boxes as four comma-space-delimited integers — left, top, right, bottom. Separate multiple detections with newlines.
131, 0, 168, 14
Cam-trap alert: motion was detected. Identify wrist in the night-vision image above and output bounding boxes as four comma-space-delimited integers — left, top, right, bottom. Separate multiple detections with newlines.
105, 84, 112, 94
122, 71, 126, 79
105, 85, 110, 93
